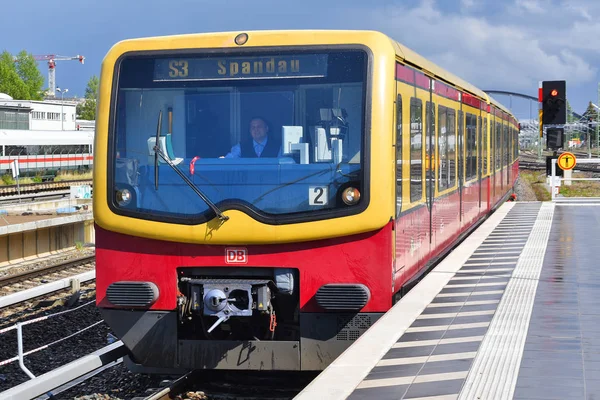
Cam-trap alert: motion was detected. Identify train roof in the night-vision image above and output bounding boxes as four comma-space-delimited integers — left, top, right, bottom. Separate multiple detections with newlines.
112, 29, 516, 120
388, 40, 488, 101
488, 95, 512, 115
0, 130, 94, 146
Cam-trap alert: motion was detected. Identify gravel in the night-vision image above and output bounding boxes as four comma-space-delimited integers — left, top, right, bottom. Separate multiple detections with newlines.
0, 295, 111, 392
54, 363, 167, 400
0, 283, 96, 325
0, 248, 95, 280
514, 173, 538, 201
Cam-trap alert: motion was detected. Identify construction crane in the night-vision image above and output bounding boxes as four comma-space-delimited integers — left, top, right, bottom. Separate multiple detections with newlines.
31, 54, 85, 97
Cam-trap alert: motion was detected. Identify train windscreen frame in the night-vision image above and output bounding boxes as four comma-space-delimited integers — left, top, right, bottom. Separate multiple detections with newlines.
108, 47, 371, 225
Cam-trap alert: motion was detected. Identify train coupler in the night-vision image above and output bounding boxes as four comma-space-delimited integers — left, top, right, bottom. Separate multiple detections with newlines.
179, 278, 275, 334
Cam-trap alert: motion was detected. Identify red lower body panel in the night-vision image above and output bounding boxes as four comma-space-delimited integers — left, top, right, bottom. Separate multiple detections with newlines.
95, 222, 394, 312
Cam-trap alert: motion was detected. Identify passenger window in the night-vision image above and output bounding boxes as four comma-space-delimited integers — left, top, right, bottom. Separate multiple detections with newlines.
466, 113, 477, 181
438, 105, 447, 191
483, 118, 488, 175
410, 98, 423, 202
504, 124, 509, 167
478, 116, 482, 177
426, 101, 435, 200
448, 109, 456, 188
496, 122, 502, 171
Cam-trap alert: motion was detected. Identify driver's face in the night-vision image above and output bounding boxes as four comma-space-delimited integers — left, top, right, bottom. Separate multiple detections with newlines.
250, 119, 268, 142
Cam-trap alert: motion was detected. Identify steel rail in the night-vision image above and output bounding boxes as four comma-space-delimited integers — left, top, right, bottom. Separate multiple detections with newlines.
0, 255, 95, 287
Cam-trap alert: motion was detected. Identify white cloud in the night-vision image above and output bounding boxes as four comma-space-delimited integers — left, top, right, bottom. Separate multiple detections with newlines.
363, 0, 596, 94
460, 0, 476, 9
563, 2, 593, 21
515, 0, 545, 14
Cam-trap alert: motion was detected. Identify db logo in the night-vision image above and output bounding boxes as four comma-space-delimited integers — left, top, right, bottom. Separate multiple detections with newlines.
225, 248, 248, 264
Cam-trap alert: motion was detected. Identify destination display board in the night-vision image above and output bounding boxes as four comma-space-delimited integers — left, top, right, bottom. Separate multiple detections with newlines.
153, 54, 329, 81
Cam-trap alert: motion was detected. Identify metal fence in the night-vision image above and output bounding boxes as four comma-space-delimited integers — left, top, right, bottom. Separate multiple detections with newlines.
549, 158, 600, 201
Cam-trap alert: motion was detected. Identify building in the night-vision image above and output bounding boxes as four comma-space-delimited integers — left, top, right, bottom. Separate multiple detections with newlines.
0, 104, 32, 130
0, 94, 77, 131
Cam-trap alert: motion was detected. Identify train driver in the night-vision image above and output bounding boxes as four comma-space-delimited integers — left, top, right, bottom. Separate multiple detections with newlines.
222, 117, 282, 158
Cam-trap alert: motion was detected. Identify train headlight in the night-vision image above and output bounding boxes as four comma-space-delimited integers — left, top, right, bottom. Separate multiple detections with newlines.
116, 189, 132, 206
342, 187, 361, 205
234, 33, 249, 45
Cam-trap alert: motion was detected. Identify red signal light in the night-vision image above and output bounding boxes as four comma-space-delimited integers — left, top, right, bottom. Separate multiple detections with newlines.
550, 89, 558, 97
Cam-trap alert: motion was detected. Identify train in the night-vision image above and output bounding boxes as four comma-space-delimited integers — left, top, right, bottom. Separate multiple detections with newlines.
0, 129, 94, 176
93, 30, 519, 373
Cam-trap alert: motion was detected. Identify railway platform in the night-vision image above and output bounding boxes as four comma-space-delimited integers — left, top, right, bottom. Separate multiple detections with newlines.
0, 199, 94, 267
296, 200, 599, 400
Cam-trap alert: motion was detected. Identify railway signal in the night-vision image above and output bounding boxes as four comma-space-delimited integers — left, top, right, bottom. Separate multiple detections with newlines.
541, 80, 566, 125
546, 127, 564, 150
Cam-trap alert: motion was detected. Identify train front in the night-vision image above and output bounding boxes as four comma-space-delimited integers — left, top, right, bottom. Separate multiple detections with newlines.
93, 31, 395, 372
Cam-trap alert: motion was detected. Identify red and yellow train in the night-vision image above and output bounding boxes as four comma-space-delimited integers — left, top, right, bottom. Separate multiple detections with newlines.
93, 30, 519, 372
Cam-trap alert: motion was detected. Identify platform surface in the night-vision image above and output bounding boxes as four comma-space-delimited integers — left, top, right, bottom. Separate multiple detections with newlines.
296, 201, 600, 400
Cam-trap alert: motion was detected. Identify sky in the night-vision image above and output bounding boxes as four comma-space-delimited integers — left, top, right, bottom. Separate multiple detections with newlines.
3, 0, 599, 118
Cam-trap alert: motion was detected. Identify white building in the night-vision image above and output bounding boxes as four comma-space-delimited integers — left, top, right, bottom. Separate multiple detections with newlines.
0, 95, 77, 131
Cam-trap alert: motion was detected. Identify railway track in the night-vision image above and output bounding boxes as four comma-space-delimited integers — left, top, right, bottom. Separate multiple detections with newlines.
141, 370, 319, 400
0, 179, 92, 197
519, 150, 600, 173
0, 255, 95, 299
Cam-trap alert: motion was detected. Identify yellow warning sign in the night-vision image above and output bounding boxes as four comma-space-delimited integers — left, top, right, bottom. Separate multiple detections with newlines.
557, 152, 576, 170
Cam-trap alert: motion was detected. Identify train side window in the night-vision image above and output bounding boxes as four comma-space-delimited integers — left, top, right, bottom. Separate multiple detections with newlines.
510, 127, 513, 162
426, 101, 436, 202
504, 124, 509, 167
490, 118, 495, 172
483, 118, 488, 175
396, 94, 402, 217
5, 145, 26, 156
465, 114, 469, 180
513, 128, 519, 162
410, 98, 423, 202
466, 113, 476, 181
496, 121, 502, 171
513, 127, 515, 162
448, 109, 456, 187
438, 105, 447, 191
516, 128, 519, 160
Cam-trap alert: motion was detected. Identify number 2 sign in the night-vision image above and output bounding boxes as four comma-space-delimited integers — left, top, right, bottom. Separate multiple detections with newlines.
309, 186, 329, 206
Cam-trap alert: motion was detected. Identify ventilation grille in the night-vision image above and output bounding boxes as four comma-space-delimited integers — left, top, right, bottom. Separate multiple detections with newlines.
336, 314, 374, 341
316, 284, 370, 311
107, 281, 158, 307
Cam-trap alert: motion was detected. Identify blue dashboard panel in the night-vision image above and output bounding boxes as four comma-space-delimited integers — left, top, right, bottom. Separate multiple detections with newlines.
123, 157, 360, 217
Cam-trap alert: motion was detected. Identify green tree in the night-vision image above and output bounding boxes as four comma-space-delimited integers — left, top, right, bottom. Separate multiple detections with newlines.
0, 50, 28, 99
85, 75, 99, 99
583, 101, 599, 144
584, 101, 599, 121
76, 75, 99, 120
567, 100, 576, 123
14, 51, 44, 100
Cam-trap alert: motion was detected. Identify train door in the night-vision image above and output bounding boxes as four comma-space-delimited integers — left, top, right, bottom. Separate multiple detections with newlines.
478, 115, 482, 210
458, 110, 464, 223
426, 95, 435, 248
491, 116, 495, 202
506, 125, 511, 186
500, 121, 504, 191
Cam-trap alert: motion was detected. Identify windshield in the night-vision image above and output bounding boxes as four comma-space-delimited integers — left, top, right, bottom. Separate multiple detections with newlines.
110, 49, 368, 224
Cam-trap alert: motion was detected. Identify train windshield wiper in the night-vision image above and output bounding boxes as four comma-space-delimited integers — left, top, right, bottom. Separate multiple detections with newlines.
253, 168, 330, 203
153, 110, 229, 222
